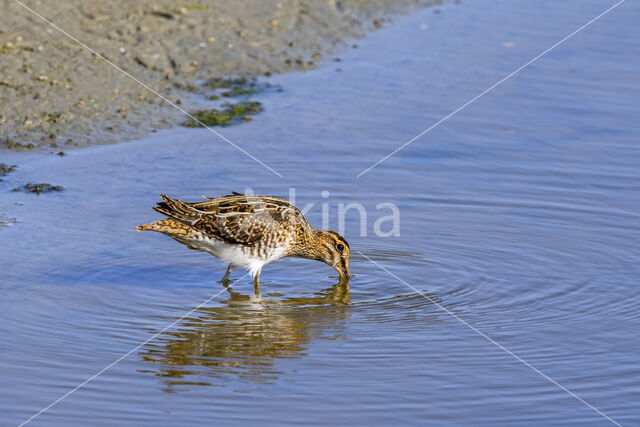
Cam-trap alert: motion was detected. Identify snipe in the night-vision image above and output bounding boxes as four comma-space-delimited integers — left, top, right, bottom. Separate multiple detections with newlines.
136, 193, 350, 285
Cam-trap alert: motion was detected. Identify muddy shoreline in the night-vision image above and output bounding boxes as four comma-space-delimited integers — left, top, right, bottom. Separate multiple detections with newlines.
0, 0, 441, 152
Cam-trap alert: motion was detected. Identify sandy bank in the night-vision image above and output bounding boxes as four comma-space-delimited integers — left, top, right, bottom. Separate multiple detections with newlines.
0, 0, 440, 151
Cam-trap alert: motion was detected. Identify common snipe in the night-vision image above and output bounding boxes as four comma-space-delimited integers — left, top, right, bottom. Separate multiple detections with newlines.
136, 193, 350, 285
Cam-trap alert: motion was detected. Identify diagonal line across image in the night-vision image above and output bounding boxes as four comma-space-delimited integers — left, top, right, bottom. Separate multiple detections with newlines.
18, 273, 251, 426
356, 0, 626, 178
357, 250, 621, 426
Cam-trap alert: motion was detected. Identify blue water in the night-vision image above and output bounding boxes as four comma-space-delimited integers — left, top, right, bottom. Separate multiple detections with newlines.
1, 0, 639, 425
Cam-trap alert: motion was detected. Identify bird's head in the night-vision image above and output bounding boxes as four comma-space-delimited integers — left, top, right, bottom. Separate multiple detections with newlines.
314, 230, 351, 280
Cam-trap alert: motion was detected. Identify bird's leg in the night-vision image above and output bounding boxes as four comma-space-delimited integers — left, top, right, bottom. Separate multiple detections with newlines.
252, 272, 260, 298
221, 264, 233, 285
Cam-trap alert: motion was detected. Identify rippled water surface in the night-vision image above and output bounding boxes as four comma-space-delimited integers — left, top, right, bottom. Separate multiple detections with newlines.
2, 0, 639, 425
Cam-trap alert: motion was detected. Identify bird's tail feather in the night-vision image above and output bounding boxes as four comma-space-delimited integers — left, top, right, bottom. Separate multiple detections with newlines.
135, 223, 154, 231
135, 218, 194, 236
152, 194, 202, 225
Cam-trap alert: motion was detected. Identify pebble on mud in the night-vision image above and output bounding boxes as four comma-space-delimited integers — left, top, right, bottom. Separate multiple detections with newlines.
0, 213, 16, 228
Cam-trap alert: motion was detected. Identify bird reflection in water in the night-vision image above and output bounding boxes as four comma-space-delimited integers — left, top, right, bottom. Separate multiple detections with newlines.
140, 280, 350, 390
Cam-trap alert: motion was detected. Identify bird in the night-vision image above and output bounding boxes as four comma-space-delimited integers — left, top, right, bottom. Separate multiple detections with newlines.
136, 193, 350, 286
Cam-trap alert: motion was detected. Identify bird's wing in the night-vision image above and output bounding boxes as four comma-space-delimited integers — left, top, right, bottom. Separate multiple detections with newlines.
153, 194, 310, 246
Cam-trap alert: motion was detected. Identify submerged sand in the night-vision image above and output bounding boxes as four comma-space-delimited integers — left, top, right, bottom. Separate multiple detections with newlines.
0, 0, 440, 151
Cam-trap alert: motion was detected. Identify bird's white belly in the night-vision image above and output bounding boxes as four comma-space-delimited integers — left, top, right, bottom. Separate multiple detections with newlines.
197, 237, 286, 278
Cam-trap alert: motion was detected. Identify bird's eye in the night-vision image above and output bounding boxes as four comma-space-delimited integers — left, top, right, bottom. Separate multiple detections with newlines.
336, 243, 344, 251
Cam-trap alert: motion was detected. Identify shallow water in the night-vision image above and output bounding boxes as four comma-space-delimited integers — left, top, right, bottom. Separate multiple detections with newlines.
2, 0, 640, 425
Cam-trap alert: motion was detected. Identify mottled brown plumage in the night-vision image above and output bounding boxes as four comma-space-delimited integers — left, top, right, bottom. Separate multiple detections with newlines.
136, 193, 350, 284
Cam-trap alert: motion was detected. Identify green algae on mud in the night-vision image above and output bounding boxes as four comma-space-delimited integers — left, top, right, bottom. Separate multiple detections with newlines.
204, 76, 275, 98
12, 183, 63, 195
0, 163, 17, 180
2, 138, 37, 151
184, 75, 273, 127
183, 101, 262, 127
204, 76, 256, 90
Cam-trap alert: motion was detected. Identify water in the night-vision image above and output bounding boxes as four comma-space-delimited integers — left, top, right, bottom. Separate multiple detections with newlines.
2, 0, 639, 425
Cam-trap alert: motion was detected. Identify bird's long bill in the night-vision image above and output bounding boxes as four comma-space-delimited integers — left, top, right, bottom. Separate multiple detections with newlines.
337, 258, 350, 280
